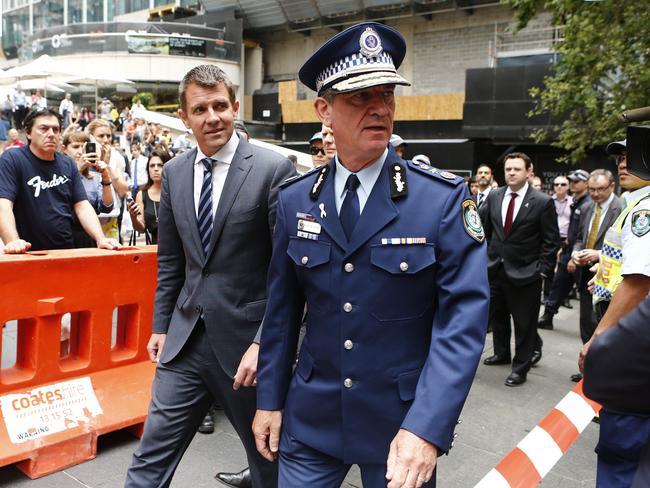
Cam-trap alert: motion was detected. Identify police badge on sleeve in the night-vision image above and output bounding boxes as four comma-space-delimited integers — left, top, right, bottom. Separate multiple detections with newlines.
462, 199, 485, 242
631, 209, 650, 237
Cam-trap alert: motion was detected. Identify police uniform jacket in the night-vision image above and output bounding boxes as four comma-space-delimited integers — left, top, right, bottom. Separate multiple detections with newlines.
257, 148, 489, 464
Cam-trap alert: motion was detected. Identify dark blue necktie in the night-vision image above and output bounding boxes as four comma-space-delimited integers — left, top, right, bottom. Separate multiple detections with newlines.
197, 158, 214, 256
340, 174, 360, 240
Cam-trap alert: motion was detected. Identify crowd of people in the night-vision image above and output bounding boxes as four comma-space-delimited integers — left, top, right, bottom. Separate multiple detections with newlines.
0, 20, 649, 488
0, 94, 197, 250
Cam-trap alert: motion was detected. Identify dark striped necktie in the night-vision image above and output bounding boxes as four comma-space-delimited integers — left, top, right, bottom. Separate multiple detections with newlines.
197, 158, 215, 256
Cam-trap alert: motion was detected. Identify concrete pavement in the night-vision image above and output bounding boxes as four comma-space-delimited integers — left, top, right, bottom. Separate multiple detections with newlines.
0, 301, 599, 487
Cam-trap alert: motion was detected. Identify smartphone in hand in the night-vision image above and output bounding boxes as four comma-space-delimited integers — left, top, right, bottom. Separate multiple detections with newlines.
86, 142, 96, 154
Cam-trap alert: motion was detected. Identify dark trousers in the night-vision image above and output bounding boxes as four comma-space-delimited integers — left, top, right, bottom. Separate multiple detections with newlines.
279, 427, 435, 488
595, 300, 610, 323
544, 257, 575, 315
596, 411, 650, 488
490, 267, 542, 376
542, 268, 554, 301
125, 322, 277, 488
13, 106, 26, 130
632, 441, 650, 488
578, 267, 597, 344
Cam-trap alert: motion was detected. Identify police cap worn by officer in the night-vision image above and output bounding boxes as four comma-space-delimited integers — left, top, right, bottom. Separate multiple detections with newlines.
568, 169, 590, 182
390, 134, 407, 149
299, 22, 410, 95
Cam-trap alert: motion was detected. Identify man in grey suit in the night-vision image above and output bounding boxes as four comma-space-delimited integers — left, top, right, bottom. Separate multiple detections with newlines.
568, 169, 622, 381
125, 65, 295, 488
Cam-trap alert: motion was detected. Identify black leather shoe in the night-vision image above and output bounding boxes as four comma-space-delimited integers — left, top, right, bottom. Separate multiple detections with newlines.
483, 355, 510, 366
537, 312, 554, 330
505, 373, 526, 387
531, 350, 542, 366
571, 372, 583, 382
561, 299, 573, 309
215, 467, 251, 488
198, 411, 214, 434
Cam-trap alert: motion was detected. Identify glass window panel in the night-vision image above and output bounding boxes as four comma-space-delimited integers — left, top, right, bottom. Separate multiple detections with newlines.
33, 0, 64, 32
2, 6, 29, 58
87, 0, 104, 22
68, 0, 84, 23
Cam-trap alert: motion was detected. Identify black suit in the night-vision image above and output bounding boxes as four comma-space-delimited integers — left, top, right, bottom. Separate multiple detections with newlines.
481, 185, 560, 375
125, 139, 295, 488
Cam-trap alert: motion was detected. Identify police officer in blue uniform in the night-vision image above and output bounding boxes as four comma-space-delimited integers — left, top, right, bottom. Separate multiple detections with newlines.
252, 23, 489, 488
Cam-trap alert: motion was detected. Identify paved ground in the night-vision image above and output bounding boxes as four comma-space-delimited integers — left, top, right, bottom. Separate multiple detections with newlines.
0, 301, 599, 487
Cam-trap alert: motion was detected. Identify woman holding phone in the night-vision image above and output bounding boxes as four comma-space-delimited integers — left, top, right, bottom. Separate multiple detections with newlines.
62, 130, 115, 247
127, 148, 171, 244
85, 119, 129, 240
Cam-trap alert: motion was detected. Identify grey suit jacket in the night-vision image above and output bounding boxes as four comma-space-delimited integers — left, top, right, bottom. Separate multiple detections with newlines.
152, 137, 295, 376
480, 186, 560, 285
573, 195, 623, 254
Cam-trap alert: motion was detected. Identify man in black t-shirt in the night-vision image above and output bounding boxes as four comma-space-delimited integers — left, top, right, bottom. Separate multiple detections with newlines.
0, 108, 120, 253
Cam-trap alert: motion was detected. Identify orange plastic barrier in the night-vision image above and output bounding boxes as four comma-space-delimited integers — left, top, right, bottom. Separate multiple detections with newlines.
0, 247, 158, 478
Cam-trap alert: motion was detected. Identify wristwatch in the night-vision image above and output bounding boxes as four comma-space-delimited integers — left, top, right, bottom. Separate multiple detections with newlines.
101, 180, 112, 186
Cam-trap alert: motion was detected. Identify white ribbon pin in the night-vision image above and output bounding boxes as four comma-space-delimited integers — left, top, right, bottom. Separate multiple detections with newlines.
319, 203, 327, 219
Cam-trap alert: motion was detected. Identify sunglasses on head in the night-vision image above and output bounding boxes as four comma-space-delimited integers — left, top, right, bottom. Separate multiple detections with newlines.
309, 146, 326, 156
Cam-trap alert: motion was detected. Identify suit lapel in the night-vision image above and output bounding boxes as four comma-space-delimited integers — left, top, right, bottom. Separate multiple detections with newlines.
595, 197, 619, 245
493, 187, 507, 239
181, 148, 204, 255
204, 140, 253, 262
346, 157, 398, 257
308, 160, 347, 251
507, 186, 535, 237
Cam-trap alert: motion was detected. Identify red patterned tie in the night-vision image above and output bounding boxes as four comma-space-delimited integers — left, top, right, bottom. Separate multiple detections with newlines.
503, 192, 517, 234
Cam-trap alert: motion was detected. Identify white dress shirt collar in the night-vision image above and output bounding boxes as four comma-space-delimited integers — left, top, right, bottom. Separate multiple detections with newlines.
193, 130, 239, 167
598, 192, 615, 213
334, 149, 387, 214
507, 182, 529, 199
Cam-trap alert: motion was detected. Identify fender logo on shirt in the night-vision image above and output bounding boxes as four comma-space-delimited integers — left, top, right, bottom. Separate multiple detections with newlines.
27, 174, 71, 198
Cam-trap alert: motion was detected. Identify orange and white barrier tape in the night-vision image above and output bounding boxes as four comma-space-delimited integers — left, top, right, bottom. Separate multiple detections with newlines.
475, 381, 601, 488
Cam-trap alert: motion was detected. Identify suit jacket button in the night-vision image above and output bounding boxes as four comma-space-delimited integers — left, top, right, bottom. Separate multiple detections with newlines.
202, 270, 210, 277
195, 306, 202, 314
344, 263, 354, 273
344, 378, 353, 388
343, 302, 352, 313
400, 261, 409, 272
301, 256, 309, 265
344, 340, 353, 350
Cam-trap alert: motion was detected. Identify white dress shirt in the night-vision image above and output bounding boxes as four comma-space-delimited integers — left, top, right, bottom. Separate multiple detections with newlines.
130, 155, 149, 189
501, 182, 529, 227
334, 149, 387, 215
193, 131, 239, 218
586, 192, 615, 235
477, 187, 491, 207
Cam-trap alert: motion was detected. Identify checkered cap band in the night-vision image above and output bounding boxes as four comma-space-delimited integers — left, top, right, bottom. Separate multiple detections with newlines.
593, 285, 611, 301
601, 243, 623, 260
316, 52, 396, 92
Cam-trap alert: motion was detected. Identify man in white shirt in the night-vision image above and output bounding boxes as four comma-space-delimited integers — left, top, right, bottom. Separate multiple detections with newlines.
129, 143, 149, 192
59, 93, 74, 129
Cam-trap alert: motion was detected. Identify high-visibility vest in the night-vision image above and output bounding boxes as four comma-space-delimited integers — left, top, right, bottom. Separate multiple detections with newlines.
593, 192, 650, 305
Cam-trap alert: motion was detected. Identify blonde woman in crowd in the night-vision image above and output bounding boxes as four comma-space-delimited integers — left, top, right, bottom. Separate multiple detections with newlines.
85, 119, 129, 240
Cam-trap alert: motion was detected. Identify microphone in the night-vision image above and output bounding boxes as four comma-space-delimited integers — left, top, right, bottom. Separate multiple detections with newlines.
619, 106, 650, 123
